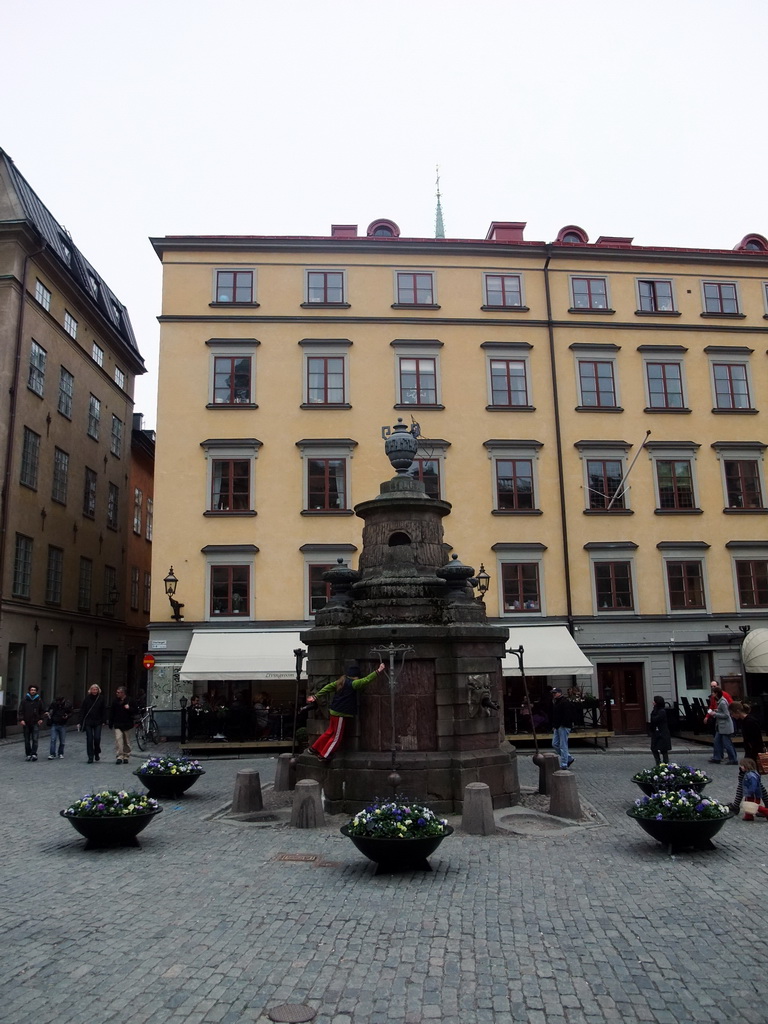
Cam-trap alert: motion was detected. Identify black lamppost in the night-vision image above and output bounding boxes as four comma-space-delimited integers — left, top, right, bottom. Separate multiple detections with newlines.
474, 563, 490, 602
179, 695, 188, 744
290, 647, 307, 764
164, 566, 184, 621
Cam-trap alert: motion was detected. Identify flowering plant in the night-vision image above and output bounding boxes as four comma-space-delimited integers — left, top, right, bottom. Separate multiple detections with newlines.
629, 789, 730, 821
135, 755, 203, 776
632, 763, 712, 788
346, 799, 449, 839
62, 790, 160, 818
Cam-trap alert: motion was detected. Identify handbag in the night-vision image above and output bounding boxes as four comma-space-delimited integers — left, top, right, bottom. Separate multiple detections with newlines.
756, 752, 768, 775
740, 799, 761, 818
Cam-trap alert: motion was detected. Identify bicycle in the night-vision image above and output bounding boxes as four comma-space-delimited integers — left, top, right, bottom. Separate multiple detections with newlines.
134, 705, 160, 750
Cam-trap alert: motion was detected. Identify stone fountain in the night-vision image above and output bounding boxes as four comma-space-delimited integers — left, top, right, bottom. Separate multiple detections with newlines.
297, 420, 520, 813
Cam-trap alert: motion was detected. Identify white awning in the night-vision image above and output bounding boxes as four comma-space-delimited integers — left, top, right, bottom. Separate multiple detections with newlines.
502, 626, 594, 677
742, 628, 768, 674
179, 631, 303, 681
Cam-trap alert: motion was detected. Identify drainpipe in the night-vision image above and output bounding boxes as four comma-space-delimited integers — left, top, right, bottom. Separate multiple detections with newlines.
543, 249, 575, 633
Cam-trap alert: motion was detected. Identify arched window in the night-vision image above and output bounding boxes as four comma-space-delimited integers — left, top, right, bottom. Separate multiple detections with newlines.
367, 218, 400, 238
555, 225, 589, 244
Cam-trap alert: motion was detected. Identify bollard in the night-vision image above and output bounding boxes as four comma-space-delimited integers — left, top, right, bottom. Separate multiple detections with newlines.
549, 770, 581, 820
290, 779, 325, 829
535, 752, 559, 795
273, 752, 296, 792
231, 769, 263, 814
462, 782, 495, 835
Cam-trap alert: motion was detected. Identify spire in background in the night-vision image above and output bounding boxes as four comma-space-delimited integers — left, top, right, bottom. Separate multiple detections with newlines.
434, 165, 445, 239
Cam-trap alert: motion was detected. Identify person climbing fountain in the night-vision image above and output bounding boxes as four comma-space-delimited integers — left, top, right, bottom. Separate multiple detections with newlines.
306, 662, 386, 761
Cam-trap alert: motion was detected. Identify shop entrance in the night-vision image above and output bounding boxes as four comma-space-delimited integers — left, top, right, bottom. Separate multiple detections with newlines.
597, 663, 647, 733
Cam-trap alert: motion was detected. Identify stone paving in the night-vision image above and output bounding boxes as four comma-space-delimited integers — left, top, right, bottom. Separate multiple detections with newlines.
1, 731, 765, 1024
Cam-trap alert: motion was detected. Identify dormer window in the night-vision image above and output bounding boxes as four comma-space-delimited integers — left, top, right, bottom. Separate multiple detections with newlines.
556, 225, 589, 245
735, 234, 768, 252
366, 218, 400, 238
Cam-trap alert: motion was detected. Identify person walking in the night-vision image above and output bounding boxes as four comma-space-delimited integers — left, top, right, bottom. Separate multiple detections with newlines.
45, 695, 73, 759
649, 695, 672, 765
78, 684, 106, 763
307, 662, 386, 761
709, 686, 738, 765
108, 686, 137, 764
551, 687, 575, 769
18, 686, 45, 761
729, 701, 765, 762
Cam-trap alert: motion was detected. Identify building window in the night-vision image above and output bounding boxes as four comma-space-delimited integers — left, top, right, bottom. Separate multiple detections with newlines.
703, 281, 739, 314
736, 560, 768, 609
308, 458, 347, 510
724, 460, 764, 509
501, 563, 541, 612
210, 565, 249, 616
115, 366, 125, 389
306, 271, 346, 304
646, 361, 684, 409
212, 355, 252, 405
130, 566, 140, 611
58, 367, 73, 418
143, 571, 151, 613
107, 483, 119, 530
87, 395, 100, 439
489, 359, 529, 407
13, 534, 33, 598
28, 341, 46, 396
484, 274, 523, 308
78, 557, 93, 611
52, 448, 69, 504
145, 498, 153, 541
35, 279, 51, 310
215, 270, 254, 303
495, 459, 534, 511
308, 564, 333, 615
20, 427, 41, 489
110, 415, 123, 457
64, 311, 78, 338
83, 468, 97, 518
103, 566, 117, 611
307, 356, 346, 405
656, 460, 695, 510
396, 272, 435, 305
406, 458, 441, 499
578, 360, 616, 407
571, 277, 608, 310
398, 356, 437, 405
133, 488, 143, 533
712, 362, 751, 410
211, 460, 250, 511
586, 459, 625, 510
666, 561, 705, 610
638, 280, 674, 312
46, 546, 64, 604
594, 562, 633, 610
92, 343, 104, 367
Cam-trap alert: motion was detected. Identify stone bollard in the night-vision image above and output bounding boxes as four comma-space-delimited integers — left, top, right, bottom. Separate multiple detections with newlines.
273, 752, 296, 792
462, 782, 495, 835
535, 752, 559, 795
290, 779, 325, 829
231, 769, 263, 814
549, 770, 581, 820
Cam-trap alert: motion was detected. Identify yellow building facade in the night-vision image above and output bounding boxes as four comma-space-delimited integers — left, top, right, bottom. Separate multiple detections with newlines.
149, 220, 768, 731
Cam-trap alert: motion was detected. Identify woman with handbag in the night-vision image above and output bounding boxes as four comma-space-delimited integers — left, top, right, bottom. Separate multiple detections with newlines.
709, 687, 738, 765
78, 684, 105, 763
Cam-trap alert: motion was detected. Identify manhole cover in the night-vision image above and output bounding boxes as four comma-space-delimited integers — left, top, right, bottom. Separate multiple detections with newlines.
266, 1003, 317, 1023
275, 853, 318, 862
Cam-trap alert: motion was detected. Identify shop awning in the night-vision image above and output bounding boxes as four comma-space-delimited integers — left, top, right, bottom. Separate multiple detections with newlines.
179, 631, 303, 681
502, 626, 594, 677
741, 628, 768, 674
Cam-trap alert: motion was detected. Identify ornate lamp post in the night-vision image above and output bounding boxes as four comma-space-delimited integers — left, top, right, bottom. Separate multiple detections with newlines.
164, 566, 184, 621
290, 646, 307, 764
370, 641, 415, 795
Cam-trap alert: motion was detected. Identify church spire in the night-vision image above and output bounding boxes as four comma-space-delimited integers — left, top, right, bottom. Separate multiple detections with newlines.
434, 165, 445, 239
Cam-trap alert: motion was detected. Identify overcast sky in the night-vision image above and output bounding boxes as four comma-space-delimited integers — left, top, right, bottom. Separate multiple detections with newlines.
3, 0, 766, 427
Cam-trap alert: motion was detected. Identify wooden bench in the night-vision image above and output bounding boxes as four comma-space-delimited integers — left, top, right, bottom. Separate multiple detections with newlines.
506, 729, 614, 750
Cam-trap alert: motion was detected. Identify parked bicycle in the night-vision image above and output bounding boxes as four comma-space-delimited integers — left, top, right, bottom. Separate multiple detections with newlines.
135, 705, 160, 750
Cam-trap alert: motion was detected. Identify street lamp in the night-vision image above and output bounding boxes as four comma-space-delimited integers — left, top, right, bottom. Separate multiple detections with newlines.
290, 647, 307, 766
475, 563, 490, 601
179, 694, 188, 745
164, 566, 184, 621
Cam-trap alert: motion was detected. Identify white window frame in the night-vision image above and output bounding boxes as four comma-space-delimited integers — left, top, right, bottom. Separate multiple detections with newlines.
645, 441, 701, 512
29, 341, 46, 396
64, 311, 78, 338
640, 349, 688, 410
483, 343, 532, 409
393, 270, 437, 306
145, 498, 153, 541
635, 278, 676, 313
493, 543, 546, 617
300, 339, 351, 407
706, 349, 754, 411
483, 439, 543, 513
304, 269, 348, 305
52, 447, 69, 505
92, 343, 104, 367
701, 279, 741, 315
572, 345, 621, 409
586, 545, 639, 614
202, 544, 258, 621
299, 543, 358, 619
712, 442, 767, 511
483, 272, 526, 309
114, 366, 125, 390
87, 395, 100, 439
406, 441, 450, 499
569, 275, 611, 311
58, 366, 73, 418
392, 340, 443, 409
658, 543, 710, 615
576, 441, 632, 511
296, 438, 357, 513
206, 338, 259, 406
201, 438, 262, 514
46, 545, 64, 604
728, 542, 768, 611
35, 279, 51, 311
133, 488, 143, 534
110, 415, 123, 458
211, 267, 257, 304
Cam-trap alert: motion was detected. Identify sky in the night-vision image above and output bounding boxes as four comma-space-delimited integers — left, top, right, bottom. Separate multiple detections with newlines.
2, 0, 767, 428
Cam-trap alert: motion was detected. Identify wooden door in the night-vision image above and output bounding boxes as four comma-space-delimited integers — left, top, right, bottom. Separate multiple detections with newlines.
597, 663, 647, 733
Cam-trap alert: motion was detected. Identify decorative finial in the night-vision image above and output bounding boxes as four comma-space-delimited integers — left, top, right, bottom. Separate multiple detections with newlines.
435, 165, 445, 239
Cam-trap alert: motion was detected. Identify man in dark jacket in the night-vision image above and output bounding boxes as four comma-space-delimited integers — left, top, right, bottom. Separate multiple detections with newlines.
19, 686, 45, 761
46, 695, 73, 759
551, 687, 575, 770
79, 684, 106, 763
108, 687, 136, 764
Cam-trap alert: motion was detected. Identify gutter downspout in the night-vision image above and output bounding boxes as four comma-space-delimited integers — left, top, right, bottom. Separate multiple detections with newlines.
543, 249, 575, 634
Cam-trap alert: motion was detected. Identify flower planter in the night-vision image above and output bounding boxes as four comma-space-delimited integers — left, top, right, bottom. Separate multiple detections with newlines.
635, 780, 708, 797
626, 808, 732, 854
341, 824, 453, 873
132, 770, 204, 799
60, 807, 163, 848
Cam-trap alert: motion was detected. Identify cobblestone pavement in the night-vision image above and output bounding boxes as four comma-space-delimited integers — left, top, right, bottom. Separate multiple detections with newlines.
1, 733, 765, 1024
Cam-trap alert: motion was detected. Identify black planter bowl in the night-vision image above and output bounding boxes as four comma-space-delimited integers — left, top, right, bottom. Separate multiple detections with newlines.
634, 780, 708, 797
340, 825, 454, 873
60, 807, 163, 848
626, 808, 733, 854
132, 770, 205, 799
